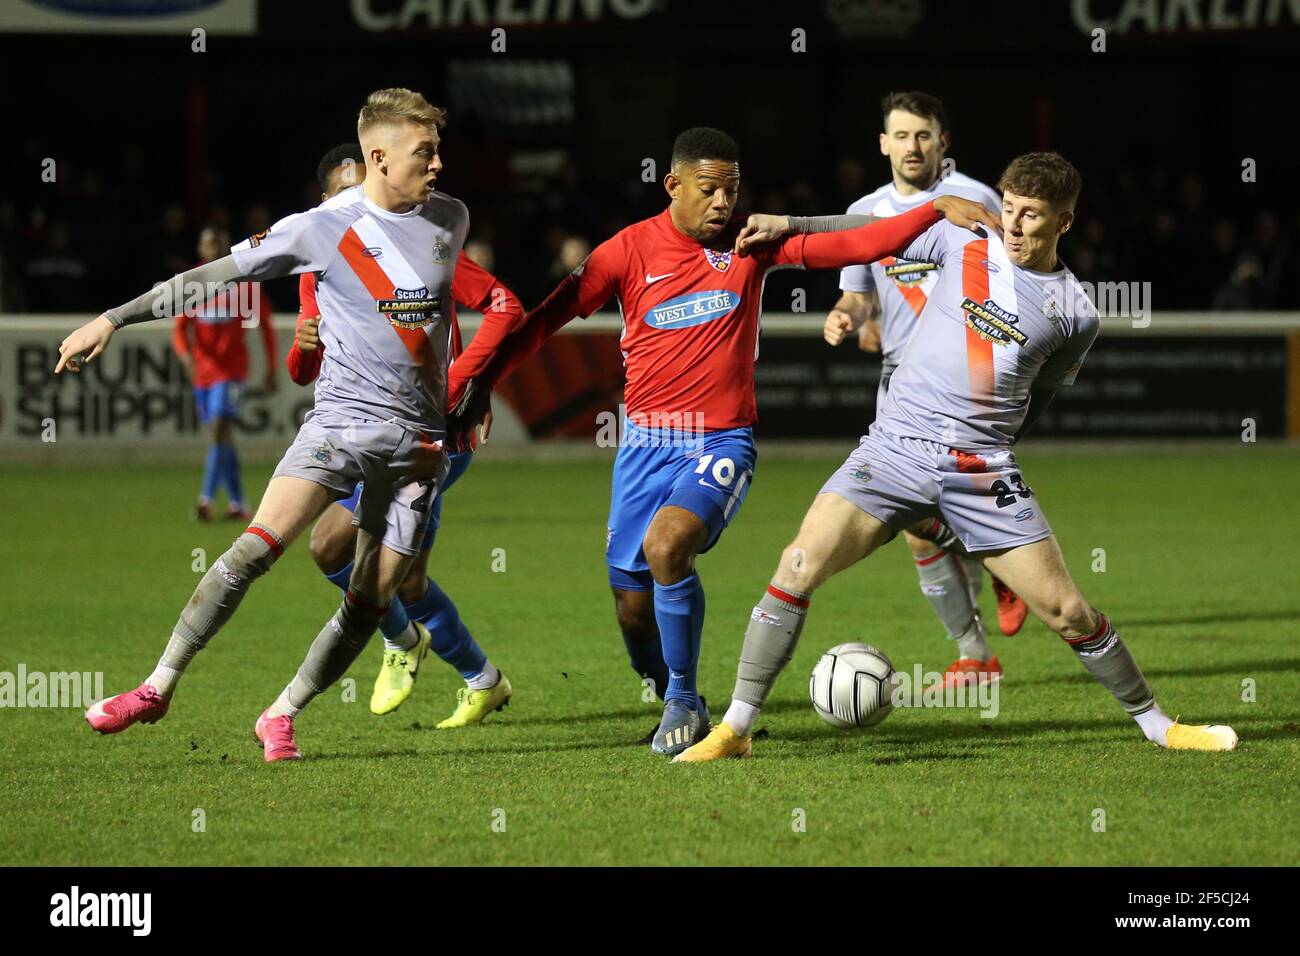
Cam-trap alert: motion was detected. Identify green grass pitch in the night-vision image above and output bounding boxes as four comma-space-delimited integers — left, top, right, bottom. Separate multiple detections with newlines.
2, 445, 1298, 866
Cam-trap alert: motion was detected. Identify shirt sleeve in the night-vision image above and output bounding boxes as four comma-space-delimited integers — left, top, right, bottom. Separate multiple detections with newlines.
230, 208, 336, 281
892, 219, 956, 266
569, 237, 623, 316
449, 251, 527, 382
448, 237, 623, 406
838, 201, 876, 293
1037, 308, 1100, 389
285, 273, 323, 385
769, 202, 944, 271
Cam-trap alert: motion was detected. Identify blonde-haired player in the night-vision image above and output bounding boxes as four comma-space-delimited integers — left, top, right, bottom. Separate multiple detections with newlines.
64, 88, 493, 761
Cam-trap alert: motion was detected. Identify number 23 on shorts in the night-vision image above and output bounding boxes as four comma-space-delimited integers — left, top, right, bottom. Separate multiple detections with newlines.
990, 471, 1034, 509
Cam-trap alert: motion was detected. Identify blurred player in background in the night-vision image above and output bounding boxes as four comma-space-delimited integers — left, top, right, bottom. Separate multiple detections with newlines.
447, 127, 999, 756
289, 143, 522, 726
679, 152, 1238, 761
171, 225, 277, 522
62, 88, 486, 762
824, 91, 1028, 688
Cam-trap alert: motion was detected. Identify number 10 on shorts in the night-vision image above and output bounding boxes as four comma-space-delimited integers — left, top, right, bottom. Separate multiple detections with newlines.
694, 454, 736, 486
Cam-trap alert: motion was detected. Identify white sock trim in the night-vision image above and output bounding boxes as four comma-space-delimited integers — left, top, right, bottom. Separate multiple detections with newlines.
723, 700, 760, 737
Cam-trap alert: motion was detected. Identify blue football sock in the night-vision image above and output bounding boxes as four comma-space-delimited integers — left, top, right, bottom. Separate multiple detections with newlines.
200, 443, 221, 502
323, 559, 410, 642
622, 631, 670, 700
223, 443, 245, 507
655, 572, 705, 709
405, 578, 487, 680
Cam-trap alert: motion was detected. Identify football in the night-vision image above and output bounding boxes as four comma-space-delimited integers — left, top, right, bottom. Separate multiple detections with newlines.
809, 643, 898, 729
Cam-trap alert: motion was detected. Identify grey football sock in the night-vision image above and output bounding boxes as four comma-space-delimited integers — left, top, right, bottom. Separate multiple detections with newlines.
1065, 612, 1155, 715
285, 590, 389, 710
732, 583, 810, 709
914, 551, 982, 641
955, 620, 991, 662
163, 525, 283, 671
960, 555, 984, 607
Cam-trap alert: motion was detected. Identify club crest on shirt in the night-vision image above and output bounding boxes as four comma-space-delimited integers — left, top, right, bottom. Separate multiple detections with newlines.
1042, 295, 1062, 326
704, 248, 732, 272
960, 296, 1027, 347
432, 237, 451, 264
377, 286, 441, 330
882, 258, 938, 287
246, 227, 270, 248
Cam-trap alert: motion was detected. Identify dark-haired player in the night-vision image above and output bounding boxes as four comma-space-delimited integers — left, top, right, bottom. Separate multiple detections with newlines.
826, 90, 1028, 688
288, 143, 522, 725
678, 152, 1238, 761
447, 127, 999, 755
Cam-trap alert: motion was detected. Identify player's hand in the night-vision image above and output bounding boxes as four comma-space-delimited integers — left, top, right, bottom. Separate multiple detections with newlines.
857, 319, 882, 354
447, 377, 492, 453
478, 405, 493, 445
178, 352, 195, 379
55, 314, 116, 373
296, 316, 321, 351
933, 195, 1002, 236
823, 309, 859, 347
734, 214, 792, 257
263, 370, 278, 395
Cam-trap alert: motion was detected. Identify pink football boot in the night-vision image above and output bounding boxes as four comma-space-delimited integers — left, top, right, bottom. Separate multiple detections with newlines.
253, 709, 303, 762
85, 683, 170, 734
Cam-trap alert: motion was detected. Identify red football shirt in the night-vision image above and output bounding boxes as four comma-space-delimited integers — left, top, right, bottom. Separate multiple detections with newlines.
171, 262, 276, 389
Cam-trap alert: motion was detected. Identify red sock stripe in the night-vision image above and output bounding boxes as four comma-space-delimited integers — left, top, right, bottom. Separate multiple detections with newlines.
767, 584, 810, 609
914, 550, 946, 567
345, 590, 389, 617
1064, 611, 1110, 645
244, 525, 283, 559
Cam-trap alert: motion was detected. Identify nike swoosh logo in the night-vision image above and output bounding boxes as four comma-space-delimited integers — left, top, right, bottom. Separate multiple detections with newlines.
645, 271, 674, 284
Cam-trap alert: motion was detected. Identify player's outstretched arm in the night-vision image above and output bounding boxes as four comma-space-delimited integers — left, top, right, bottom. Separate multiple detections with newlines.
56, 314, 116, 373
448, 250, 527, 383
735, 213, 877, 257
445, 271, 586, 450
55, 256, 249, 374
793, 197, 1001, 271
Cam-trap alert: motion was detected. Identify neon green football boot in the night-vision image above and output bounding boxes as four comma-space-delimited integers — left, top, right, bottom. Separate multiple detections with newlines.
436, 673, 513, 729
369, 623, 432, 716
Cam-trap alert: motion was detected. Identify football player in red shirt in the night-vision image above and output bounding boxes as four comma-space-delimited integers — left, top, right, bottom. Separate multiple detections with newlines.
448, 127, 996, 755
172, 225, 277, 521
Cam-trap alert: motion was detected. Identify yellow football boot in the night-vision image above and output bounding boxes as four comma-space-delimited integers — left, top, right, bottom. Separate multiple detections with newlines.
436, 673, 512, 729
369, 623, 431, 716
1165, 720, 1238, 752
671, 721, 753, 763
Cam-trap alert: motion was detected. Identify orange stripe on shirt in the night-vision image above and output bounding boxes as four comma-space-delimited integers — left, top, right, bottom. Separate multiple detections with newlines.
960, 240, 994, 404
336, 227, 440, 391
